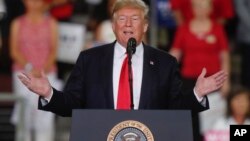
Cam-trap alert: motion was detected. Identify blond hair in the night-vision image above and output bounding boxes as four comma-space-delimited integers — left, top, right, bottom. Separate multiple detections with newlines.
112, 0, 149, 21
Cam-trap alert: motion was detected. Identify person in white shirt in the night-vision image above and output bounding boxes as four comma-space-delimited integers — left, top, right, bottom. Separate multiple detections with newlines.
204, 87, 250, 141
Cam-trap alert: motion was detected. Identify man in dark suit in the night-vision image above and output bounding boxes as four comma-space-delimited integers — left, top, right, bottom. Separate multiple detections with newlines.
18, 0, 227, 117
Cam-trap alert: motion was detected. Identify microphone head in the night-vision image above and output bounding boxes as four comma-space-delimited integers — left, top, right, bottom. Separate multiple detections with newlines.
127, 37, 137, 54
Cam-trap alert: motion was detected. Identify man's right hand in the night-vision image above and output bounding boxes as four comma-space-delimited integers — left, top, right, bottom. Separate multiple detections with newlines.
18, 70, 52, 98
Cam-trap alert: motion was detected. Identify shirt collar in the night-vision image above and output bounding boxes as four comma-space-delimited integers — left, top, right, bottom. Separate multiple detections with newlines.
134, 42, 143, 58
114, 41, 144, 59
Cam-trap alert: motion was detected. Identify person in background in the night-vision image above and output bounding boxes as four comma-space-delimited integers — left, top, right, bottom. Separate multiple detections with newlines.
204, 86, 250, 141
170, 0, 234, 25
169, 0, 230, 139
47, 0, 74, 22
9, 0, 61, 140
156, 0, 177, 52
45, 0, 75, 81
234, 0, 250, 90
92, 0, 116, 46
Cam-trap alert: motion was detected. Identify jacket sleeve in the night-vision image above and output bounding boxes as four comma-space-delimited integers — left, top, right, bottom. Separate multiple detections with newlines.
167, 57, 209, 113
38, 52, 86, 117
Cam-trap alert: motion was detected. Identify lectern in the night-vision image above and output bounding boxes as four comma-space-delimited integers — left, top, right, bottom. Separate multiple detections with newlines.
70, 110, 193, 141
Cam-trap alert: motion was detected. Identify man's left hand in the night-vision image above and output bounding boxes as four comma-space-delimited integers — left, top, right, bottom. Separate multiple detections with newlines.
194, 68, 228, 98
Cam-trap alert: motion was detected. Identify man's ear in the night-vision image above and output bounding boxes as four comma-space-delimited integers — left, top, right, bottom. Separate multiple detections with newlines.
143, 23, 148, 33
111, 21, 115, 32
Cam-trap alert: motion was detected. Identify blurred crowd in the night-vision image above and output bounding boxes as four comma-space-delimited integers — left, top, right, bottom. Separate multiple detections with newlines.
0, 0, 249, 141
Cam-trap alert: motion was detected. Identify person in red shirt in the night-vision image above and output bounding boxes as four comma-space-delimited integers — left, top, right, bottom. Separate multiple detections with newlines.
170, 0, 234, 25
170, 24, 229, 82
170, 0, 230, 140
170, 0, 230, 95
46, 0, 73, 21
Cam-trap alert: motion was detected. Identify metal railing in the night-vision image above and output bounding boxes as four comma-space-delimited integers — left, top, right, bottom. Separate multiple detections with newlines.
0, 93, 25, 141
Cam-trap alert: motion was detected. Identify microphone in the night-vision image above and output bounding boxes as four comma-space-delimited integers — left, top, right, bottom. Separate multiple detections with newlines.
126, 37, 136, 110
126, 37, 136, 56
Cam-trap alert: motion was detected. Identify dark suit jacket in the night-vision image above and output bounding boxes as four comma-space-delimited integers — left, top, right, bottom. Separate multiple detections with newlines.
39, 42, 209, 117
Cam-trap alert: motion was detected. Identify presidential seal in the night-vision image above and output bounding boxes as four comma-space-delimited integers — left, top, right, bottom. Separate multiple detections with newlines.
107, 120, 154, 141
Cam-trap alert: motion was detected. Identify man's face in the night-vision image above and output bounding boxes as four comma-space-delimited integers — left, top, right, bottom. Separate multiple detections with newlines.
112, 7, 148, 47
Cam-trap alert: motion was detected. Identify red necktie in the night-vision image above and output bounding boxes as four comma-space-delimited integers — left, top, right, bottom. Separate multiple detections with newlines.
117, 54, 131, 110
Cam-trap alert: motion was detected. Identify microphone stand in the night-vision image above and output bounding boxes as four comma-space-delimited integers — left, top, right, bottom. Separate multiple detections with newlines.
127, 52, 134, 110
127, 37, 136, 110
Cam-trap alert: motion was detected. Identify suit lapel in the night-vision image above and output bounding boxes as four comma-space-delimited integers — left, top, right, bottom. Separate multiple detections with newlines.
101, 43, 115, 109
139, 45, 157, 109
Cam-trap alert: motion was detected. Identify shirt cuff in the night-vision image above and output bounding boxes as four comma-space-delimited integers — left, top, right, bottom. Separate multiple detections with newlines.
193, 88, 203, 102
193, 88, 206, 107
40, 88, 53, 106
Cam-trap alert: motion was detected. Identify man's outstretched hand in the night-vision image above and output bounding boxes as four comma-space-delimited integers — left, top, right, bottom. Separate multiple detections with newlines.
18, 71, 52, 98
194, 68, 228, 98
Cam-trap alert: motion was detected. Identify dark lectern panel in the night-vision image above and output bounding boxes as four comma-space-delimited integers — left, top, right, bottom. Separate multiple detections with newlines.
70, 110, 193, 141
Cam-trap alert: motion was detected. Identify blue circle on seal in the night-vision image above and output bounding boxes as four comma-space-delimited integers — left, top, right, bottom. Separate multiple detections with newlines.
114, 127, 147, 141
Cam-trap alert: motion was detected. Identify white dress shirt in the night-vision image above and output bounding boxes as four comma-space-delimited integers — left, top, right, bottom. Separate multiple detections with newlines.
113, 42, 143, 109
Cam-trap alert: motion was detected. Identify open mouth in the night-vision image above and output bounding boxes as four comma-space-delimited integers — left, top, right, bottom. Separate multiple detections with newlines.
123, 31, 134, 35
